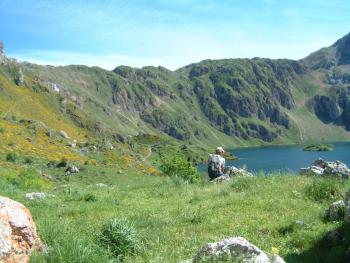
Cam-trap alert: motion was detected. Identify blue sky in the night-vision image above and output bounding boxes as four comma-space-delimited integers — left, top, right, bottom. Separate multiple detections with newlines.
0, 0, 349, 70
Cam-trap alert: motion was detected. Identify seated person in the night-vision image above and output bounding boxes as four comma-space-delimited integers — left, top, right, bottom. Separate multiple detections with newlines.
208, 147, 226, 180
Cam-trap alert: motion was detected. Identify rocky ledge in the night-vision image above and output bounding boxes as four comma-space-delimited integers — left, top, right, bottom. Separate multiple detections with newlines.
300, 159, 350, 179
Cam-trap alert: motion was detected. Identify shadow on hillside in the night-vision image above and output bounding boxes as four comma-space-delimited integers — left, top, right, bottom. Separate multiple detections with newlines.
285, 222, 350, 263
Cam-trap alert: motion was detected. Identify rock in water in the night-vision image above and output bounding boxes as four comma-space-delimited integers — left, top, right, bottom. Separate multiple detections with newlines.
0, 196, 42, 263
190, 237, 285, 263
300, 158, 350, 178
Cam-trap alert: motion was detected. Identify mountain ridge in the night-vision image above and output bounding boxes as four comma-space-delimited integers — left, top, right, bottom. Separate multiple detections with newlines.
1, 33, 350, 154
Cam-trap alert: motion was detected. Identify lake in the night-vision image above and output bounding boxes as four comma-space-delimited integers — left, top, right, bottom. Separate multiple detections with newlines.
199, 142, 350, 174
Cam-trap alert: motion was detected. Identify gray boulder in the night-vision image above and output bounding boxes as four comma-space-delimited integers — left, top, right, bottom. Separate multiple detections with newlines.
25, 192, 46, 201
300, 166, 324, 176
345, 188, 350, 204
300, 159, 350, 178
226, 166, 253, 177
188, 237, 285, 263
65, 165, 79, 175
325, 200, 346, 221
211, 167, 253, 183
210, 175, 231, 183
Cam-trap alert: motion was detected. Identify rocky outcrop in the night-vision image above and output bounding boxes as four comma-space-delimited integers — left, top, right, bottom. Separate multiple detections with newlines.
325, 188, 350, 222
300, 159, 350, 178
0, 196, 43, 263
325, 200, 346, 221
311, 95, 341, 123
185, 237, 285, 263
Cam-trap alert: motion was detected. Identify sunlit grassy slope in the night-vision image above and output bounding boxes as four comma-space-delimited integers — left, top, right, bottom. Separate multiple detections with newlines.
0, 67, 88, 162
1, 163, 349, 263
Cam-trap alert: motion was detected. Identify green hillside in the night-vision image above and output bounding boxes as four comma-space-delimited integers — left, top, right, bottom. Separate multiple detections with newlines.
2, 33, 350, 154
2, 31, 350, 263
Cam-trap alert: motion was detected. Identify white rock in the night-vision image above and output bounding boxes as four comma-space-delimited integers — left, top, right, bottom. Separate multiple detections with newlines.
301, 159, 350, 178
65, 165, 79, 175
52, 84, 60, 93
191, 237, 285, 263
0, 196, 43, 262
25, 192, 46, 201
59, 130, 69, 139
69, 139, 77, 148
300, 166, 324, 176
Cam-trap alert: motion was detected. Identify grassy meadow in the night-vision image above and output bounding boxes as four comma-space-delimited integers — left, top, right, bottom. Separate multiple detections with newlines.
1, 154, 350, 263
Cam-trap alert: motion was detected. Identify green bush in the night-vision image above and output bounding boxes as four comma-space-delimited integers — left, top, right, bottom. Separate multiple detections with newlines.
160, 155, 201, 183
24, 156, 33, 164
56, 157, 68, 168
98, 218, 141, 261
83, 193, 97, 202
305, 178, 342, 202
6, 152, 18, 162
0, 128, 5, 133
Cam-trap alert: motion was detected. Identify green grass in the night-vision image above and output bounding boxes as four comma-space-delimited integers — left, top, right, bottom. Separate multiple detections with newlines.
1, 163, 350, 263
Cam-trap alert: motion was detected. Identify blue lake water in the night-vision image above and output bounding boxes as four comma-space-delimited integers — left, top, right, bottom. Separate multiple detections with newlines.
199, 142, 350, 174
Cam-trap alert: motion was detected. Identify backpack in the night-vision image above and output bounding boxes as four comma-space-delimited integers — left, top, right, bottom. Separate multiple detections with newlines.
208, 154, 223, 179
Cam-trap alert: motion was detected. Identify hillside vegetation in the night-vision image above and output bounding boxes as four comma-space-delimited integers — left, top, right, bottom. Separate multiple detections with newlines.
1, 33, 350, 262
1, 33, 350, 152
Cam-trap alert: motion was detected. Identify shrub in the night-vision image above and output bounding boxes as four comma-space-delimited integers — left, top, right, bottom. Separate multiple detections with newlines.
56, 157, 68, 168
5, 169, 51, 190
0, 128, 5, 133
160, 155, 201, 183
24, 156, 33, 164
6, 152, 18, 162
98, 218, 141, 261
83, 193, 97, 202
305, 178, 342, 202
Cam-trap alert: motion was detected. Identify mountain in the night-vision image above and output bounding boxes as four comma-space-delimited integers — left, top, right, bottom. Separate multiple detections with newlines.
1, 33, 350, 155
301, 33, 350, 131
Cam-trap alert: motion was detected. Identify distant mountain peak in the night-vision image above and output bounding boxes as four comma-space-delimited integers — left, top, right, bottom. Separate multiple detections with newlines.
332, 32, 350, 65
303, 32, 350, 70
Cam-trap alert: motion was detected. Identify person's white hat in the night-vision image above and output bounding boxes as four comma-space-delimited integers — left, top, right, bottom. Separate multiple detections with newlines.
216, 146, 225, 153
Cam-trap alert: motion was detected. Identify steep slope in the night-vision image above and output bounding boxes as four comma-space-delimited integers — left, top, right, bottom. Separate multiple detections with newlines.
0, 60, 87, 162
301, 32, 350, 132
1, 33, 350, 151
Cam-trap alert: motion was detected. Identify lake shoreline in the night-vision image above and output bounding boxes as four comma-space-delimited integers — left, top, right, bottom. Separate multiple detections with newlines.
199, 141, 350, 174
